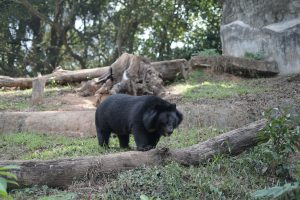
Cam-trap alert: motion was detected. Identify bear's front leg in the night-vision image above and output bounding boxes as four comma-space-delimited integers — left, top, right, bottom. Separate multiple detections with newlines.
132, 128, 154, 151
118, 135, 130, 148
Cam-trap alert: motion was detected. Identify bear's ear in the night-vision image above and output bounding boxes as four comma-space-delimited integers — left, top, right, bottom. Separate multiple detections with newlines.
155, 102, 176, 111
143, 109, 158, 131
176, 110, 183, 125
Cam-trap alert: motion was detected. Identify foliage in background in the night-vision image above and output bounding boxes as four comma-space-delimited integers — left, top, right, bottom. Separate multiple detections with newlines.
193, 48, 220, 57
0, 0, 221, 76
0, 165, 19, 199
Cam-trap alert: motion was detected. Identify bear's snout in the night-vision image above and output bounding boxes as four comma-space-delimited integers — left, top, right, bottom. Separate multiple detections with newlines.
164, 126, 174, 136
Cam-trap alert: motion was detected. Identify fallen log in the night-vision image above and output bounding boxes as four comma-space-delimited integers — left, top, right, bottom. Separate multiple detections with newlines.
0, 119, 267, 188
0, 59, 189, 89
189, 55, 279, 77
0, 111, 96, 137
151, 59, 189, 81
0, 67, 110, 89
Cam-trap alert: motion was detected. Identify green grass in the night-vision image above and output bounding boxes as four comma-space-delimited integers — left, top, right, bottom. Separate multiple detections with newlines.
100, 147, 278, 200
158, 127, 223, 149
0, 89, 31, 110
0, 132, 122, 160
11, 185, 77, 200
0, 127, 223, 160
3, 126, 296, 199
173, 69, 268, 100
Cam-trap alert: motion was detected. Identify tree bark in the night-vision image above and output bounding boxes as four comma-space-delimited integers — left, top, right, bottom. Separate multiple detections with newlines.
0, 59, 188, 89
0, 67, 110, 89
0, 119, 267, 189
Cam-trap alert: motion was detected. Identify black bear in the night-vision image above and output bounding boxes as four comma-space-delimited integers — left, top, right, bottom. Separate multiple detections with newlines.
95, 94, 183, 151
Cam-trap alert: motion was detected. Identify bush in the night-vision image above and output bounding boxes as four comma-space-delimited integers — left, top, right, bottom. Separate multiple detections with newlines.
253, 108, 300, 199
258, 108, 300, 178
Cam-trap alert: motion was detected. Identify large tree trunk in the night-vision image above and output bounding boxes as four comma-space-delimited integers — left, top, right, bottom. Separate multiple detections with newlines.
0, 119, 267, 189
0, 59, 188, 89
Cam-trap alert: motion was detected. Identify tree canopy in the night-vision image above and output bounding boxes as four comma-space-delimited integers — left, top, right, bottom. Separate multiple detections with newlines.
0, 0, 221, 76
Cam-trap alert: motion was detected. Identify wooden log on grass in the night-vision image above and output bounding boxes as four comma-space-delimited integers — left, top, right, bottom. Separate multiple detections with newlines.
0, 119, 267, 188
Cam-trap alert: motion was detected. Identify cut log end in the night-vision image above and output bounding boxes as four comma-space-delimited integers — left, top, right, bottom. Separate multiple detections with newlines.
31, 78, 46, 105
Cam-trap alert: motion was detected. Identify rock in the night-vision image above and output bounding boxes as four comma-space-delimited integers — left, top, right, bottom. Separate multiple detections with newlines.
190, 55, 279, 77
220, 0, 300, 74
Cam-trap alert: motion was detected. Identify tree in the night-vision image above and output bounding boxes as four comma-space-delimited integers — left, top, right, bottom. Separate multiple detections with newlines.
0, 0, 221, 76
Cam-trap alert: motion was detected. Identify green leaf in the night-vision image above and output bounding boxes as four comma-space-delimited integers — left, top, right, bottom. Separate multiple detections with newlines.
140, 194, 150, 200
254, 182, 299, 198
6, 179, 18, 186
0, 171, 17, 180
0, 165, 20, 171
0, 177, 8, 197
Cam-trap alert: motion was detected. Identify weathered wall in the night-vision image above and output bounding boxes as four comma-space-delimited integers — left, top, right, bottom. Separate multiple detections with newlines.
220, 0, 300, 74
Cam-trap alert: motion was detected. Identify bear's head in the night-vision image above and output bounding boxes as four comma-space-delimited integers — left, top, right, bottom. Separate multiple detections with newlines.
143, 102, 183, 136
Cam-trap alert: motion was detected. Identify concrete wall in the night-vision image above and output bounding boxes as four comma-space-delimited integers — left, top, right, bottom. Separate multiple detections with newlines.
220, 0, 300, 74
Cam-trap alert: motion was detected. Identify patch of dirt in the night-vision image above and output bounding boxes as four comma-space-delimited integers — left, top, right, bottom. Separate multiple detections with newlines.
51, 93, 96, 111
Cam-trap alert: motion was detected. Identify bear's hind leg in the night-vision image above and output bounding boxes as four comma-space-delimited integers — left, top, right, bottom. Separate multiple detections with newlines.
118, 135, 130, 148
96, 126, 111, 147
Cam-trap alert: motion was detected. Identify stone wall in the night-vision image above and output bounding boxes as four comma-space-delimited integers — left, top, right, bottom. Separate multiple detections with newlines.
220, 0, 300, 74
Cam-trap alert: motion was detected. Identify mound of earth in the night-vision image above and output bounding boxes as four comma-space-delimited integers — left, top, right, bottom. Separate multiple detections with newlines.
2, 70, 299, 129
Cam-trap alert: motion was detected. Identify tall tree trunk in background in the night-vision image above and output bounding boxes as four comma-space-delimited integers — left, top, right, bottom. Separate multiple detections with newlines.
17, 0, 85, 71
6, 19, 27, 76
26, 14, 48, 74
47, 0, 64, 72
158, 26, 168, 60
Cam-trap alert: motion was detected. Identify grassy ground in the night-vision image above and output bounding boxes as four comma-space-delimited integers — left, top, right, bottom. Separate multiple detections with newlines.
173, 69, 268, 101
1, 69, 298, 199
0, 127, 222, 160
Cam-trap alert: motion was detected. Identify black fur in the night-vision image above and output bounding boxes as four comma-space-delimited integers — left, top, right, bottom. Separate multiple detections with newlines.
95, 94, 183, 151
